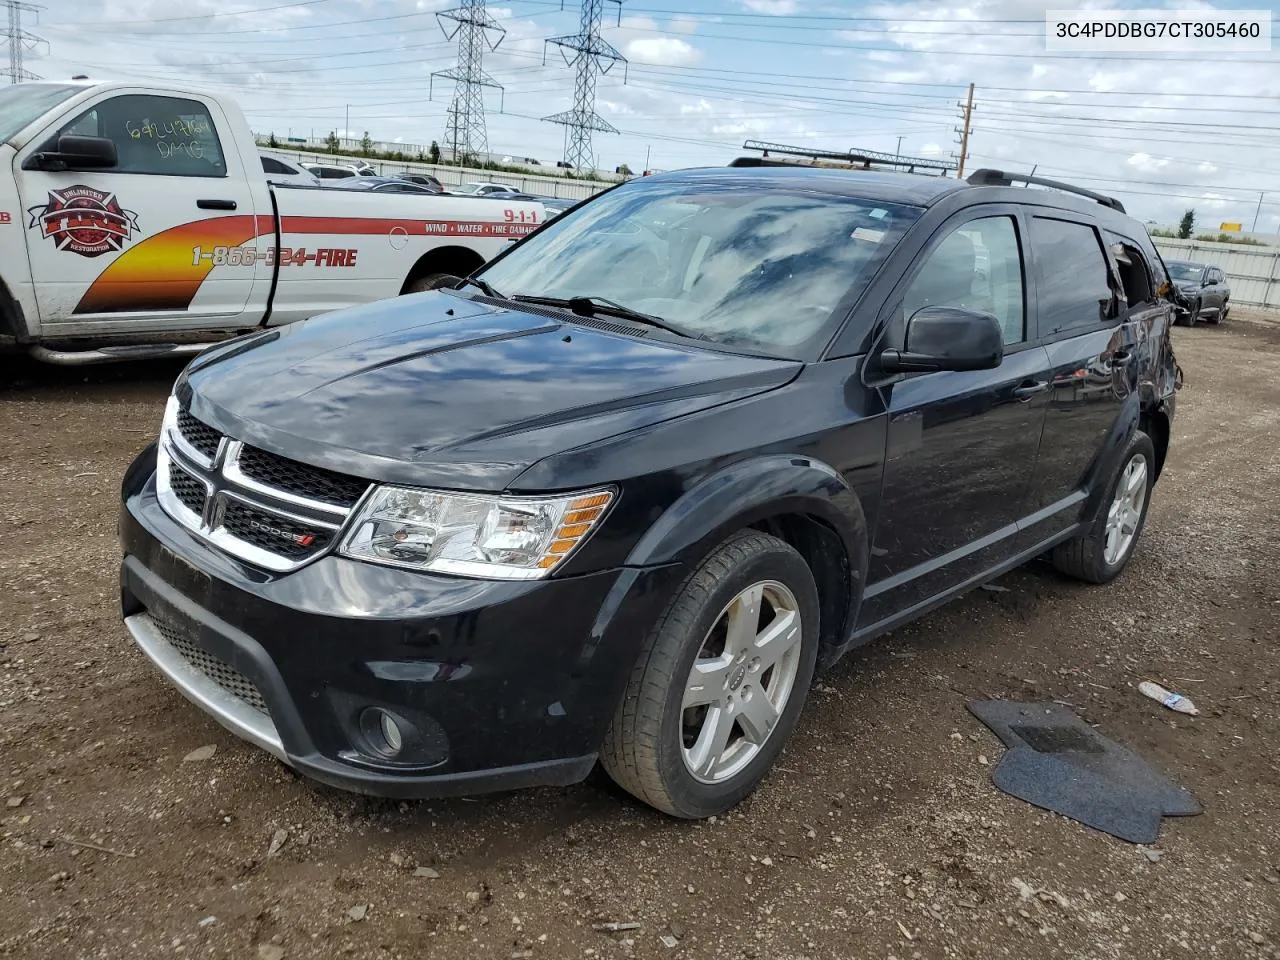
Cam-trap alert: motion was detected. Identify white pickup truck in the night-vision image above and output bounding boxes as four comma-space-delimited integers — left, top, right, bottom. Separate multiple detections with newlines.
0, 80, 546, 365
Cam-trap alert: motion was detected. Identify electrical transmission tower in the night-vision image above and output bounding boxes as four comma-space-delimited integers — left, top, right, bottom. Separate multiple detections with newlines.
543, 0, 627, 173
3, 1, 44, 83
430, 0, 504, 164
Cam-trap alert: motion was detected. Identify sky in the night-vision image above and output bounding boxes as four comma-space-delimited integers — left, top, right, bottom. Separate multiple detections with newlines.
18, 0, 1280, 230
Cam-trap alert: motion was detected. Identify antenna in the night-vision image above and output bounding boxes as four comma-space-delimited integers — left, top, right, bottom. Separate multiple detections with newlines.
543, 0, 627, 173
2, 0, 44, 84
430, 0, 505, 165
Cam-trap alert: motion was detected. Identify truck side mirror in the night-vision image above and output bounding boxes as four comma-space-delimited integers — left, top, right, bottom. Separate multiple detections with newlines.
23, 134, 118, 172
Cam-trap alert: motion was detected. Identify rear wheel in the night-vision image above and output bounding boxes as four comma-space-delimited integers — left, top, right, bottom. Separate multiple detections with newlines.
601, 530, 820, 818
404, 273, 462, 295
1052, 430, 1155, 584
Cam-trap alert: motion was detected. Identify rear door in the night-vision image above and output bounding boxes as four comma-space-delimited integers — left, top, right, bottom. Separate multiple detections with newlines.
858, 207, 1053, 629
1208, 267, 1227, 316
17, 91, 262, 327
1017, 214, 1140, 546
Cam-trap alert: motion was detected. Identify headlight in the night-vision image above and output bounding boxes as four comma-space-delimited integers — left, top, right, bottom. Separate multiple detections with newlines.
339, 486, 614, 580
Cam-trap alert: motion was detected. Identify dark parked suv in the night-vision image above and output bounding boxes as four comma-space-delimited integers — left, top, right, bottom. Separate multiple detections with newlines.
1165, 258, 1230, 325
120, 164, 1181, 818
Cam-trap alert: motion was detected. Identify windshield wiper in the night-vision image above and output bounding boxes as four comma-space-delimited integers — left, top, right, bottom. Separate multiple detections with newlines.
510, 294, 700, 340
455, 276, 503, 299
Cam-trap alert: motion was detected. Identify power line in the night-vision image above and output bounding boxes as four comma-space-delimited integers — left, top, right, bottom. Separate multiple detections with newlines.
543, 0, 626, 171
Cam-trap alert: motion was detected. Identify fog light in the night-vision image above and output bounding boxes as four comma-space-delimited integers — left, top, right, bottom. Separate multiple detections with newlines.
361, 707, 405, 758
379, 711, 403, 754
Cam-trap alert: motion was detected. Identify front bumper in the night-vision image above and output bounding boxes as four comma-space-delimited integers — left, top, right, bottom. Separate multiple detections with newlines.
120, 455, 681, 799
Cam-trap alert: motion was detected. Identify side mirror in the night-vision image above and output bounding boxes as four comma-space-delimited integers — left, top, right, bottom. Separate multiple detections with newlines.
880, 305, 1004, 374
25, 134, 117, 172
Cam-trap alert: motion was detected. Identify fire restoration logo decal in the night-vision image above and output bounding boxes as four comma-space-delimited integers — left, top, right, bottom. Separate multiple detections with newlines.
27, 185, 140, 258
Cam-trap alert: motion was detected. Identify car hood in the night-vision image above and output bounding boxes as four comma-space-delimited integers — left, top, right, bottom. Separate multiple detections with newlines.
182, 294, 801, 492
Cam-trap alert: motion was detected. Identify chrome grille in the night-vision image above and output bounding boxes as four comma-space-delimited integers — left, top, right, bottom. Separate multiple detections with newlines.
221, 499, 333, 560
236, 446, 368, 508
149, 614, 268, 714
168, 463, 208, 516
155, 396, 359, 572
176, 409, 223, 461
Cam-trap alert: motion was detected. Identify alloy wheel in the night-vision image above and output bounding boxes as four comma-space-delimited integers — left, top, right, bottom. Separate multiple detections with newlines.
1104, 453, 1148, 565
680, 580, 804, 784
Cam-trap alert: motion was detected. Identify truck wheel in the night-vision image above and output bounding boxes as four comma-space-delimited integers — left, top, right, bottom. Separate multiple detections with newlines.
404, 273, 461, 295
601, 530, 820, 818
1209, 299, 1227, 324
1052, 430, 1155, 585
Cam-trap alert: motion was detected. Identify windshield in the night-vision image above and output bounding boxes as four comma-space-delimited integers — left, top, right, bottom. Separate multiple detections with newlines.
1166, 262, 1205, 282
0, 83, 82, 143
477, 178, 921, 356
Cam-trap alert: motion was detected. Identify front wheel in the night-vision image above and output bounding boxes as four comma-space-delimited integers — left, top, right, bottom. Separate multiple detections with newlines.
601, 530, 820, 818
1052, 430, 1155, 584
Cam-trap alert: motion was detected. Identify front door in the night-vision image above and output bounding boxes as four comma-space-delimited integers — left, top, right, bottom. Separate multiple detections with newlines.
858, 210, 1051, 630
17, 90, 261, 328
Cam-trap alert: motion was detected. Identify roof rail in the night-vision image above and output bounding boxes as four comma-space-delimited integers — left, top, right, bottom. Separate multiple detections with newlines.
732, 139, 957, 176
966, 168, 1126, 214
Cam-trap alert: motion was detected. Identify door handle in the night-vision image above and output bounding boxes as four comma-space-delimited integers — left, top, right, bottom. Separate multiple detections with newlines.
1110, 350, 1132, 367
1013, 380, 1049, 401
197, 199, 237, 210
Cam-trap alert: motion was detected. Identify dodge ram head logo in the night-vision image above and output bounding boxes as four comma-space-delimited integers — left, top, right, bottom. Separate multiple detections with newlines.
28, 185, 139, 258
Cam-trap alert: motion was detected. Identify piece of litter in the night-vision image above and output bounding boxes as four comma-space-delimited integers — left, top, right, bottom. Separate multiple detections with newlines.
198, 916, 217, 928
978, 755, 989, 765
267, 828, 288, 857
346, 904, 368, 922
413, 866, 440, 878
896, 920, 913, 940
511, 951, 534, 959
593, 921, 641, 932
1138, 680, 1199, 715
183, 745, 217, 763
659, 935, 679, 948
1142, 848, 1162, 863
979, 583, 1011, 593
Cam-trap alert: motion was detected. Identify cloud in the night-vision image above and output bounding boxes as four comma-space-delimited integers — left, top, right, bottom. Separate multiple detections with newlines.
740, 0, 800, 13
623, 36, 702, 66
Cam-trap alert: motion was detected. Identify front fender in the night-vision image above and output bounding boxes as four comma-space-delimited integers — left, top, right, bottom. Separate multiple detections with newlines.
624, 455, 870, 657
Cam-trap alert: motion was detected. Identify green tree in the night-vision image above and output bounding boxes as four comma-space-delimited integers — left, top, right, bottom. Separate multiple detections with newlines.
359, 131, 373, 156
429, 140, 441, 164
324, 130, 340, 153
267, 131, 279, 148
1178, 208, 1196, 239
616, 163, 633, 177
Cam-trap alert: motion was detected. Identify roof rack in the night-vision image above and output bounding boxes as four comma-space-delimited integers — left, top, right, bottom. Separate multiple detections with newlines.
731, 139, 957, 176
965, 168, 1126, 214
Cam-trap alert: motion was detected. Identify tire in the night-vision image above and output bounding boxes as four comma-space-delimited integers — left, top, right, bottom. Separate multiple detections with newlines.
1188, 298, 1201, 325
1052, 430, 1156, 584
1212, 299, 1228, 324
404, 272, 461, 295
601, 530, 820, 818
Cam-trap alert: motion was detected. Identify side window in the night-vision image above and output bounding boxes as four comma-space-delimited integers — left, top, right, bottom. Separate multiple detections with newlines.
54, 94, 226, 177
261, 156, 287, 174
1106, 234, 1154, 307
1029, 217, 1115, 335
902, 215, 1026, 345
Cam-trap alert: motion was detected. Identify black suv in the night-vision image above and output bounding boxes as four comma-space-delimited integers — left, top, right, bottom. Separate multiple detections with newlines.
119, 164, 1181, 818
1165, 258, 1230, 325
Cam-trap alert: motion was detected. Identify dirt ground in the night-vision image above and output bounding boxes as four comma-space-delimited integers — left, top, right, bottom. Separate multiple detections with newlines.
1, 314, 1277, 960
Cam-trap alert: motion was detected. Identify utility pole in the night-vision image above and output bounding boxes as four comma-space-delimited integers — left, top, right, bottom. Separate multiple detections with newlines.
2, 0, 44, 84
344, 104, 349, 147
954, 82, 975, 179
1252, 192, 1264, 233
644, 143, 650, 173
895, 135, 903, 159
431, 0, 505, 166
544, 0, 627, 173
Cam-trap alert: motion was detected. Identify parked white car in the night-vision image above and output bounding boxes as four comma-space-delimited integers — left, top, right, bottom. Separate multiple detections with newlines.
0, 80, 547, 364
259, 152, 318, 187
455, 181, 522, 197
302, 160, 377, 180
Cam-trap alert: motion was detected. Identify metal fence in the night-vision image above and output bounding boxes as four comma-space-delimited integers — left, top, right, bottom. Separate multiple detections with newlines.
260, 147, 619, 202
1152, 237, 1280, 310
